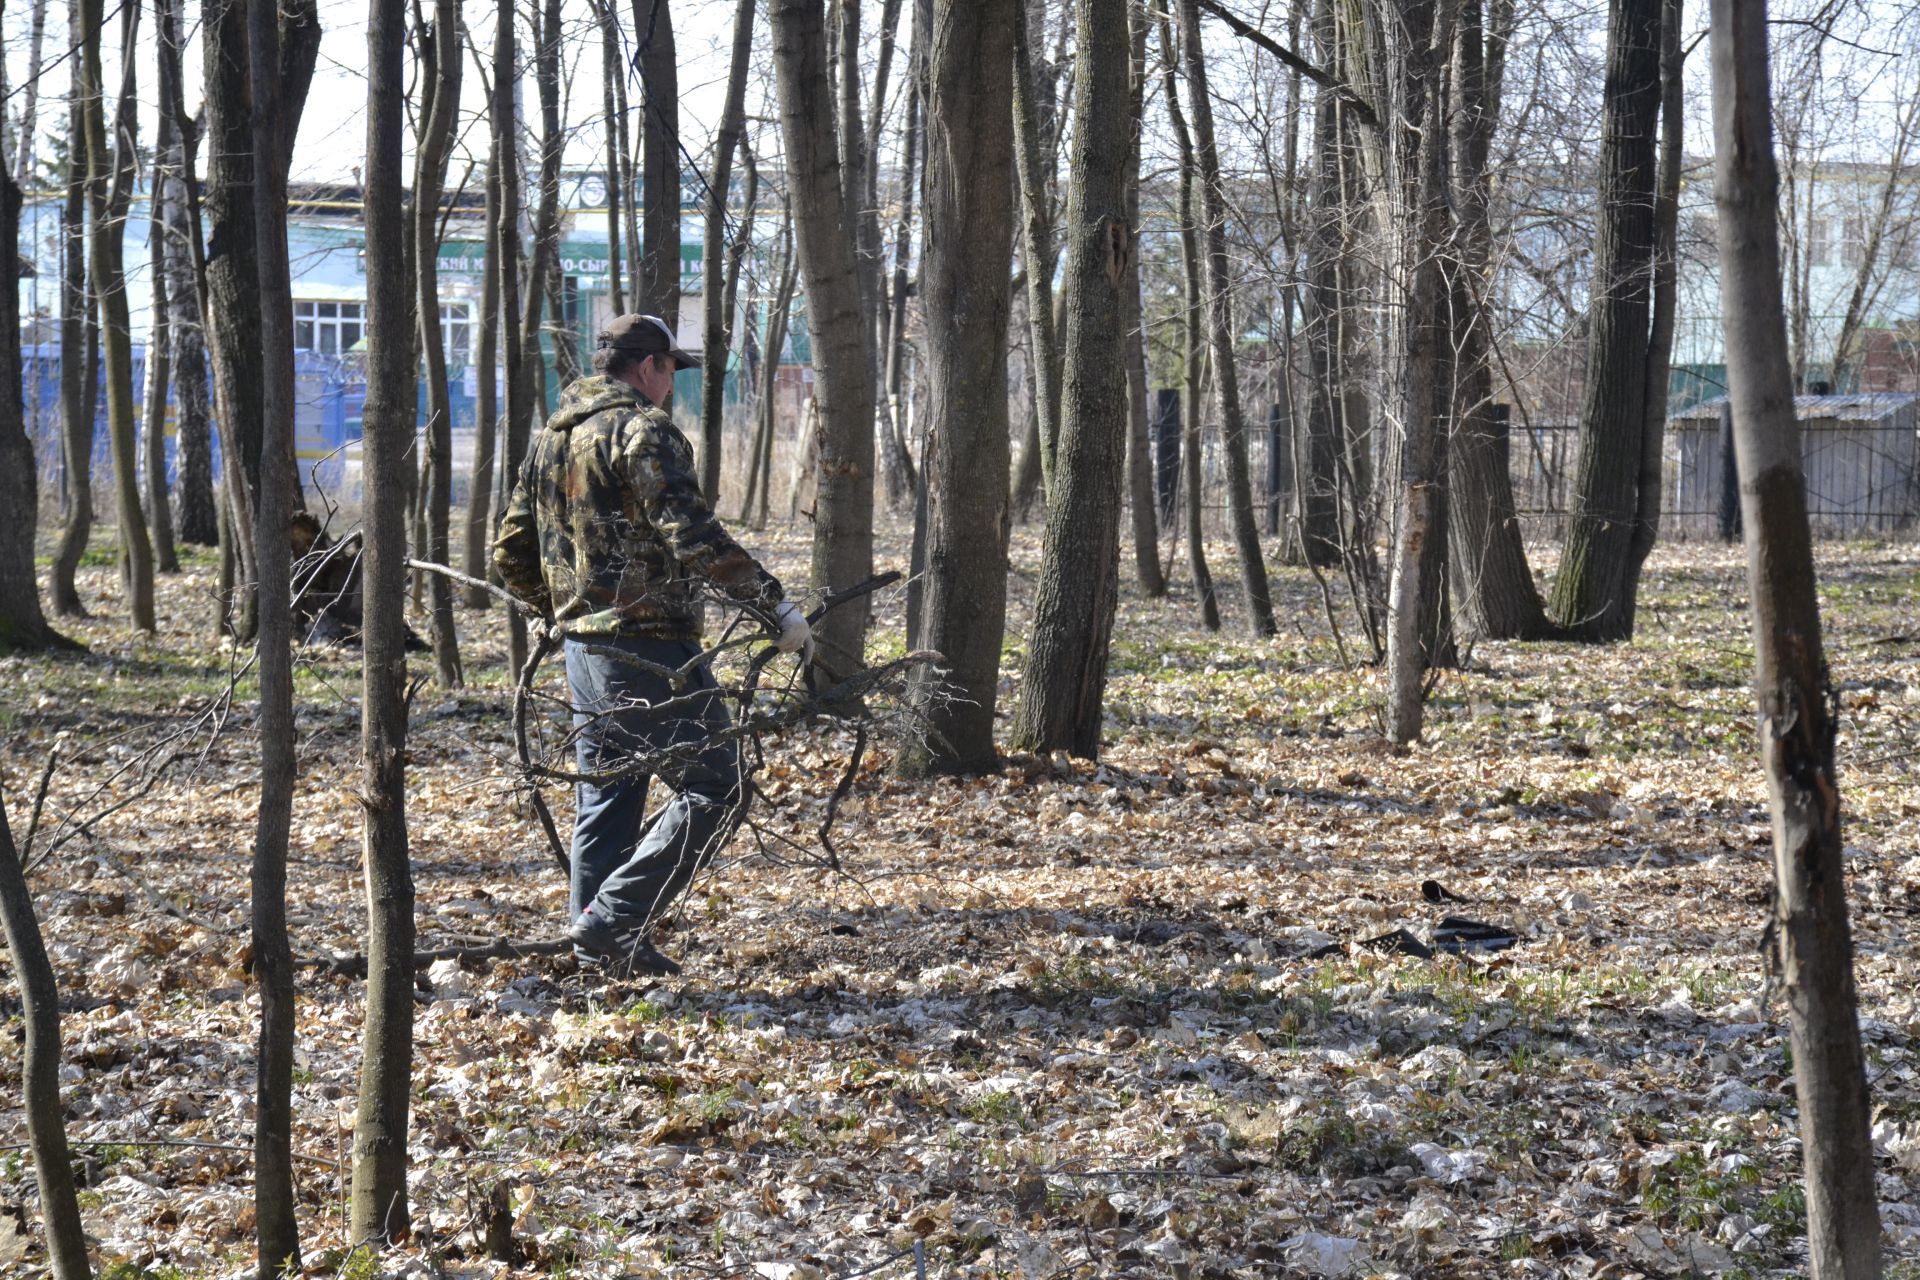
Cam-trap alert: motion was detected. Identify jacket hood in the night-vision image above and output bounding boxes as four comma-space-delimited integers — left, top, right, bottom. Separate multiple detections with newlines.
547, 375, 645, 432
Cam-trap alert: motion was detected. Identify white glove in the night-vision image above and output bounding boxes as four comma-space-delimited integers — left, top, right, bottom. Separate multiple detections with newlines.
773, 600, 813, 660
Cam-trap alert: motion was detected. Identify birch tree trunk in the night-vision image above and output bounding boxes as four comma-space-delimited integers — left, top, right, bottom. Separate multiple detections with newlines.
1009, 0, 1132, 758
1381, 0, 1454, 744
1710, 3, 1883, 1272
898, 0, 1015, 777
771, 0, 876, 677
10, 0, 48, 189
350, 0, 418, 1242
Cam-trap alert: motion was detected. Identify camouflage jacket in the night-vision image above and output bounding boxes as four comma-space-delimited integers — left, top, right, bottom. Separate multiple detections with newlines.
492, 375, 783, 639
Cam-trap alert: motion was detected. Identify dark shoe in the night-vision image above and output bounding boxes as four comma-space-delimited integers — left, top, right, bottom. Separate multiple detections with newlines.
568, 909, 682, 977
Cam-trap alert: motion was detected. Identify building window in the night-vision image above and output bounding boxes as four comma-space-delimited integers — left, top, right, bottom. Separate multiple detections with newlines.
441, 303, 471, 368
293, 300, 365, 355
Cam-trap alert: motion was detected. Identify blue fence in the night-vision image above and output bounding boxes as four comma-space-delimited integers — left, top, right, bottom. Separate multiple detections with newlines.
25, 344, 486, 500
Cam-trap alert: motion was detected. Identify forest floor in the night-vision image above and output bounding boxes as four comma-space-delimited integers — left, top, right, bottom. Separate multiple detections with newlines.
5, 526, 1920, 1280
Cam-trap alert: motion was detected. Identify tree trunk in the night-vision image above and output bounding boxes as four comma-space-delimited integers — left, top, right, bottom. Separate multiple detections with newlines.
1177, 0, 1273, 636
461, 129, 502, 609
1548, 0, 1662, 642
1297, 1, 1343, 571
0, 796, 91, 1279
413, 0, 462, 687
634, 0, 680, 326
1710, 4, 1883, 1271
745, 211, 798, 530
10, 0, 49, 189
49, 36, 93, 620
351, 0, 418, 1243
247, 0, 306, 1262
699, 0, 757, 503
0, 162, 64, 650
1122, 1, 1164, 599
771, 0, 877, 677
158, 0, 216, 548
1158, 3, 1218, 631
1447, 0, 1549, 641
897, 0, 1015, 777
1381, 0, 1454, 745
82, 0, 155, 632
143, 96, 179, 576
883, 8, 923, 445
596, 0, 628, 315
1011, 0, 1061, 502
1009, 0, 1131, 758
1620, 0, 1681, 626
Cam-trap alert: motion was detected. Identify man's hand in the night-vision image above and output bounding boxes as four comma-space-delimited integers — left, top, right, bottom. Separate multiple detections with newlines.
773, 600, 813, 661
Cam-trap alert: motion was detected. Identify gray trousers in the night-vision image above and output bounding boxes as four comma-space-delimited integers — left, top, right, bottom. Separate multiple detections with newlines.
565, 635, 745, 934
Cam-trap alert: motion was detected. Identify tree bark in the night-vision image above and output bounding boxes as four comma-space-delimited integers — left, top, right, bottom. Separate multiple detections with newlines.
351, 0, 419, 1243
699, 0, 757, 503
897, 0, 1015, 777
157, 0, 215, 548
1011, 0, 1061, 503
1177, 0, 1273, 636
1381, 0, 1454, 744
142, 103, 179, 576
10, 0, 49, 189
1122, 0, 1163, 599
596, 0, 628, 315
49, 31, 93, 620
1710, 4, 1883, 1272
1009, 0, 1132, 758
0, 160, 64, 650
413, 0, 463, 687
1548, 0, 1662, 642
634, 0, 680, 326
81, 0, 155, 632
1620, 0, 1681, 627
744, 209, 798, 530
247, 0, 302, 1262
1446, 0, 1549, 641
1296, 0, 1343, 570
0, 795, 91, 1279
771, 0, 877, 677
461, 128, 502, 609
1158, 2, 1218, 631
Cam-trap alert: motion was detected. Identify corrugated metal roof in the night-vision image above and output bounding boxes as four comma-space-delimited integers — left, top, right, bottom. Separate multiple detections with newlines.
1672, 391, 1919, 422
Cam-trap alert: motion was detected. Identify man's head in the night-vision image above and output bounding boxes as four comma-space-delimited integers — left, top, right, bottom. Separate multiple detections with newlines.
594, 314, 701, 407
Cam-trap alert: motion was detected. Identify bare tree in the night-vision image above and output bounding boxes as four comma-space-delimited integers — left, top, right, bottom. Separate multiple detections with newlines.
771, 0, 877, 676
244, 0, 321, 1266
157, 0, 216, 548
1012, 0, 1062, 503
1176, 0, 1274, 636
634, 0, 680, 324
1010, 0, 1132, 758
461, 120, 502, 609
0, 148, 66, 649
1548, 0, 1664, 642
48, 18, 94, 620
699, 0, 758, 502
1122, 0, 1164, 599
350, 0, 419, 1243
0, 794, 90, 1278
9, 0, 49, 189
1710, 3, 1883, 1273
142, 92, 179, 577
413, 0, 463, 686
81, 0, 155, 632
898, 0, 1016, 776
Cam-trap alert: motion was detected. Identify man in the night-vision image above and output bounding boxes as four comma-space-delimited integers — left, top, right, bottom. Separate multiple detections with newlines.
494, 314, 810, 977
